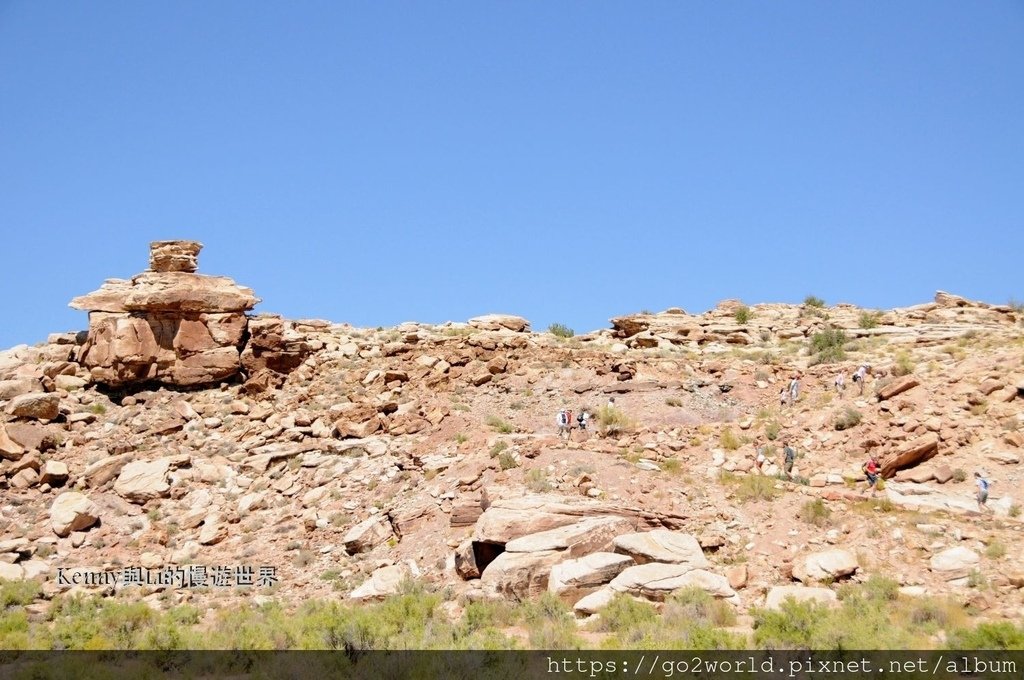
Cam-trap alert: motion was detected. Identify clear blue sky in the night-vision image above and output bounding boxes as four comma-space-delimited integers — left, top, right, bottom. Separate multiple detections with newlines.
2, 2, 1022, 349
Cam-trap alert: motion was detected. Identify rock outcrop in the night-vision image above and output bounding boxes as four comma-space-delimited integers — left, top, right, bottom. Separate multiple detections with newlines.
69, 241, 259, 387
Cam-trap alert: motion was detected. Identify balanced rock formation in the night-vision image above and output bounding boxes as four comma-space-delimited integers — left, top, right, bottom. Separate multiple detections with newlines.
69, 241, 259, 387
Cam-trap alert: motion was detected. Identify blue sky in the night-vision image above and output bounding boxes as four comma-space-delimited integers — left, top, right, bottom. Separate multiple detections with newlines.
1, 2, 1022, 349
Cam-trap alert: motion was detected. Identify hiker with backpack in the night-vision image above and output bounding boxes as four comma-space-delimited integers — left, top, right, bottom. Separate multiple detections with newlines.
783, 441, 796, 479
779, 387, 788, 408
862, 456, 881, 496
853, 365, 869, 396
788, 375, 800, 406
576, 409, 589, 434
975, 472, 994, 513
556, 409, 571, 440
834, 372, 846, 396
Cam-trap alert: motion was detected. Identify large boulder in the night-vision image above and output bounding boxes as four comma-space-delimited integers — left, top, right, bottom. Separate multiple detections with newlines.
609, 563, 739, 604
876, 376, 920, 401
6, 392, 60, 421
467, 314, 530, 333
793, 549, 859, 584
69, 241, 259, 387
929, 546, 980, 580
50, 492, 100, 537
764, 586, 838, 611
113, 458, 171, 503
612, 530, 709, 569
880, 433, 939, 477
0, 425, 24, 460
350, 563, 416, 601
549, 552, 635, 600
504, 517, 634, 557
480, 550, 563, 601
342, 516, 394, 555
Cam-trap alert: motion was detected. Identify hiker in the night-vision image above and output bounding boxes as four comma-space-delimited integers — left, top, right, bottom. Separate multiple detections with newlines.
975, 472, 994, 513
783, 441, 796, 479
565, 409, 574, 441
576, 409, 589, 433
779, 387, 788, 408
788, 375, 800, 406
853, 365, 869, 395
607, 396, 616, 410
754, 443, 767, 474
835, 372, 846, 396
862, 456, 881, 496
556, 409, 570, 439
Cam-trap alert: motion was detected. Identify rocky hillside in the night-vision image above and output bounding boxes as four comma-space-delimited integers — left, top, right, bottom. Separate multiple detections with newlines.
2, 243, 1023, 641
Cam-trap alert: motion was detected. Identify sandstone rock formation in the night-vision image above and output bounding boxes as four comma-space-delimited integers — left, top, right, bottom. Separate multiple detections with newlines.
69, 241, 258, 387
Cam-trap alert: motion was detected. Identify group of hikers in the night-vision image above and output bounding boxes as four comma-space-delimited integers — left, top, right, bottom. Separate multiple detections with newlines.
780, 364, 872, 408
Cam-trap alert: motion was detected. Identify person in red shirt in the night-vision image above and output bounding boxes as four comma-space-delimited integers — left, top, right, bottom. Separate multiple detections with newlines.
863, 456, 881, 496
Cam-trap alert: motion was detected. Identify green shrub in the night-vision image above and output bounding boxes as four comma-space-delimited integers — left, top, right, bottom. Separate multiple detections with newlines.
1010, 504, 1021, 518
732, 474, 779, 503
485, 416, 514, 434
809, 327, 848, 365
489, 441, 508, 458
719, 428, 740, 451
985, 541, 1006, 559
859, 311, 882, 329
953, 468, 967, 483
592, 593, 658, 633
799, 498, 831, 527
734, 306, 752, 325
946, 621, 1024, 650
497, 451, 518, 470
665, 397, 683, 407
764, 420, 781, 440
454, 433, 468, 444
548, 323, 575, 339
89, 403, 107, 415
804, 295, 826, 308
597, 406, 631, 437
663, 587, 737, 628
834, 406, 862, 431
892, 351, 915, 377
525, 469, 552, 493
0, 579, 41, 608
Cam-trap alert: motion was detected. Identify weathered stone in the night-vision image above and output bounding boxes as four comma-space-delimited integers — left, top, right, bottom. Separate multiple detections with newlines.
929, 546, 979, 579
69, 242, 260, 387
342, 516, 394, 555
7, 392, 59, 420
793, 549, 859, 584
764, 586, 837, 611
467, 315, 530, 332
199, 514, 227, 545
504, 517, 634, 557
480, 550, 563, 601
548, 552, 634, 599
0, 425, 24, 460
610, 563, 739, 604
612, 530, 709, 569
455, 540, 480, 579
50, 492, 100, 537
114, 458, 171, 503
573, 587, 617, 615
880, 433, 939, 477
876, 376, 920, 401
350, 563, 414, 600
82, 453, 132, 488
39, 460, 69, 486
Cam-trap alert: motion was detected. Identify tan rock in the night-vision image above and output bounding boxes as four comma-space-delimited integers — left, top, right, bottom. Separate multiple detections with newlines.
764, 586, 837, 610
877, 376, 920, 401
480, 550, 563, 601
505, 517, 634, 557
793, 549, 859, 583
880, 433, 939, 477
929, 546, 979, 579
612, 530, 709, 568
0, 425, 24, 460
7, 392, 59, 420
610, 563, 739, 604
726, 564, 748, 590
50, 492, 100, 537
548, 552, 634, 599
350, 563, 413, 600
39, 460, 69, 486
114, 458, 171, 503
342, 516, 395, 555
199, 514, 227, 545
467, 315, 530, 332
455, 540, 480, 579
